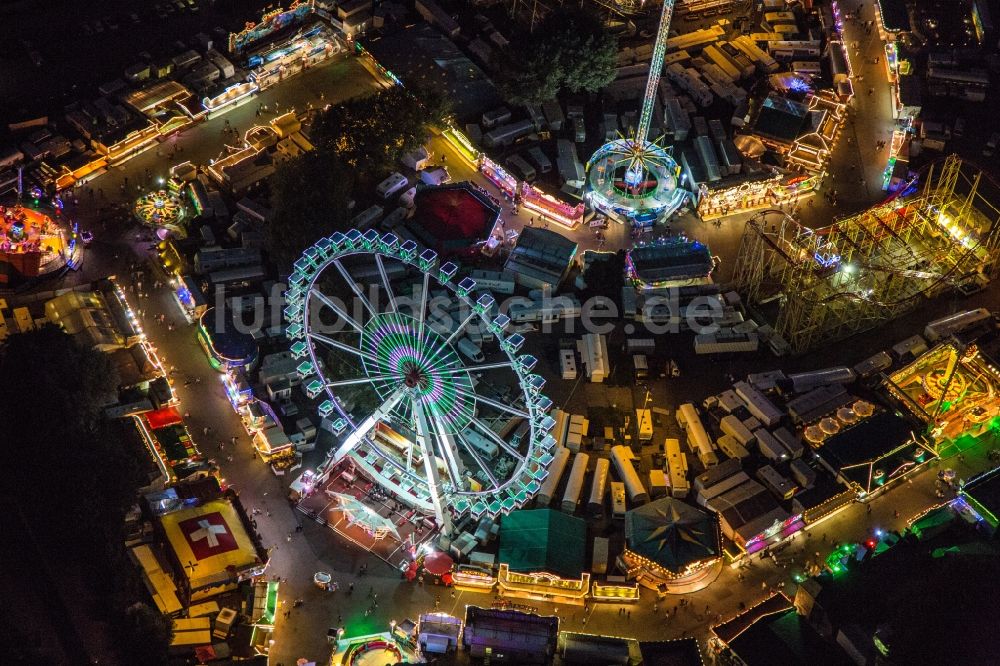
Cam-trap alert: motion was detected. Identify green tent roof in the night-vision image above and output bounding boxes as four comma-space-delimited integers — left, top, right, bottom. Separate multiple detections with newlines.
498, 508, 586, 578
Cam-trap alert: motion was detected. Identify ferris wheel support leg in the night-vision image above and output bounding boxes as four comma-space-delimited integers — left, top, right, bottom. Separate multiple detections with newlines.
411, 395, 453, 535
310, 288, 364, 332
430, 413, 466, 493
330, 388, 406, 464
374, 254, 398, 313
333, 258, 377, 318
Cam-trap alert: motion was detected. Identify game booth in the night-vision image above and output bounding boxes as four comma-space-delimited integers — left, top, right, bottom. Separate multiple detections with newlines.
0, 204, 81, 284
154, 495, 269, 604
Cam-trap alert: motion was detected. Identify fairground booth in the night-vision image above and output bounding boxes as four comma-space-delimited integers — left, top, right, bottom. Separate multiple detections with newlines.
812, 410, 936, 499
197, 306, 260, 372
621, 498, 723, 595
142, 483, 268, 605
408, 183, 500, 257
497, 508, 590, 605
0, 203, 82, 284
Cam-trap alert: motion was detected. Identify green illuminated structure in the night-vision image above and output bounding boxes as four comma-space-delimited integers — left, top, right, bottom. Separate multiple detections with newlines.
284, 228, 557, 534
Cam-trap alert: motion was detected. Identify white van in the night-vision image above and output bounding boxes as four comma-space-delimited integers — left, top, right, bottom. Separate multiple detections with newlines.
398, 186, 417, 208
419, 167, 451, 186
506, 154, 536, 182
457, 337, 485, 362
376, 172, 409, 200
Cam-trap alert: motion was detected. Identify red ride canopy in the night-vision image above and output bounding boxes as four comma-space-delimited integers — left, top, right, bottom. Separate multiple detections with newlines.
423, 551, 454, 576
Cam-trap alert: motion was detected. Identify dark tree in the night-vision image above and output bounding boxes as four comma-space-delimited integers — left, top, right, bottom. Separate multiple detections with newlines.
118, 603, 174, 666
500, 8, 618, 105
266, 149, 355, 272
310, 86, 440, 174
0, 326, 165, 664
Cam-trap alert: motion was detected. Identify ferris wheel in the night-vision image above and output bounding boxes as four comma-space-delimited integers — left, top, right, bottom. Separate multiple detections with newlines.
284, 228, 558, 533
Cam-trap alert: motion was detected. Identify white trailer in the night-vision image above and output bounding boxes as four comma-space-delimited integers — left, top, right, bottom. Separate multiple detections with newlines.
636, 408, 653, 442
588, 457, 610, 516
924, 308, 992, 342
578, 334, 610, 383
611, 445, 649, 504
754, 428, 790, 461
716, 434, 750, 459
610, 481, 627, 518
456, 337, 485, 363
561, 452, 590, 513
891, 334, 928, 360
560, 349, 578, 380
535, 446, 570, 507
626, 337, 656, 353
853, 351, 892, 379
786, 366, 856, 394
733, 381, 783, 427
720, 414, 754, 447
665, 438, 690, 498
694, 330, 759, 354
676, 403, 718, 466
376, 172, 409, 200
462, 428, 499, 459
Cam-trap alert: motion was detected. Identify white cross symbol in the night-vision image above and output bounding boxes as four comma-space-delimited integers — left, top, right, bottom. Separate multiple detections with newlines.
189, 519, 228, 548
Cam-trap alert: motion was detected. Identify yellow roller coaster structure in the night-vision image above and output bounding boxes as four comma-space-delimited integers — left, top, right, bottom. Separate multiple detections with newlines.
732, 155, 1000, 355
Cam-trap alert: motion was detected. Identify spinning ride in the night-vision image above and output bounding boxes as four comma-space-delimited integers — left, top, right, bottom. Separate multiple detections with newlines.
586, 0, 688, 226
285, 229, 557, 534
134, 189, 186, 236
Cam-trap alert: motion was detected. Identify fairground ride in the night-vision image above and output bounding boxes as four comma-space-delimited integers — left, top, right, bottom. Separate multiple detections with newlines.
284, 229, 557, 534
585, 0, 688, 226
732, 155, 1000, 355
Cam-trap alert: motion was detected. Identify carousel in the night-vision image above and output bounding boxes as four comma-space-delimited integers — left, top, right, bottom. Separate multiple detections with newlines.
0, 204, 79, 282
134, 189, 187, 238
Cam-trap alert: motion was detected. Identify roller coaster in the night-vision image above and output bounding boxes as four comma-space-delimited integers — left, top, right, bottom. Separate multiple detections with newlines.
732, 155, 1000, 355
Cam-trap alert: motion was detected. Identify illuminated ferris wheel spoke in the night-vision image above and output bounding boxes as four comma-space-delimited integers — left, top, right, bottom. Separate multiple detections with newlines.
332, 258, 377, 319
310, 288, 363, 333
417, 271, 431, 326
325, 375, 397, 388
469, 416, 527, 462
444, 311, 478, 346
374, 254, 398, 313
435, 360, 512, 375
456, 431, 500, 489
309, 331, 380, 364
455, 388, 529, 419
429, 413, 465, 493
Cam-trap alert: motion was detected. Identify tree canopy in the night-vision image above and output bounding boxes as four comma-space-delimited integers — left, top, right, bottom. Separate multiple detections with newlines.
500, 8, 618, 106
0, 326, 167, 664
310, 85, 445, 174
265, 84, 446, 273
266, 149, 356, 272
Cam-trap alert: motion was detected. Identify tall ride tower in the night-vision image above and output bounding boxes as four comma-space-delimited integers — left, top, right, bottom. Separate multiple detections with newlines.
586, 0, 687, 226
